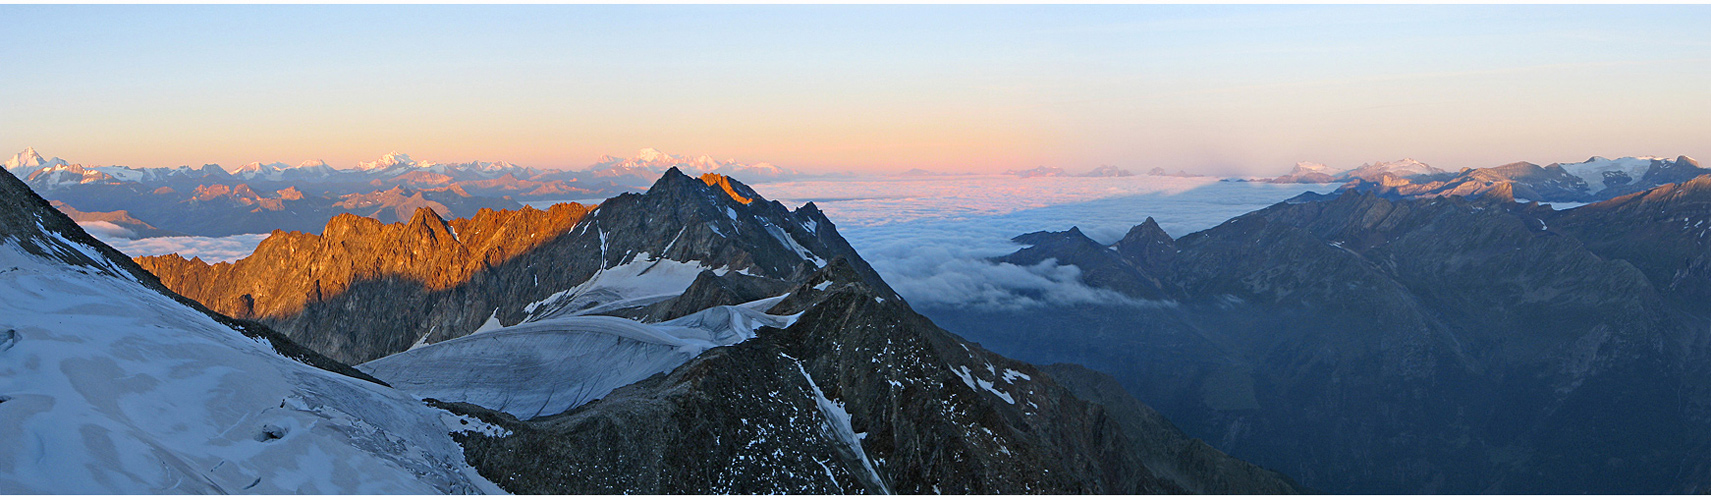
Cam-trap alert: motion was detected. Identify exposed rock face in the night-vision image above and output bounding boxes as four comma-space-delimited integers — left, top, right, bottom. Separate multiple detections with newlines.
947, 183, 1711, 493
139, 203, 589, 317
437, 260, 1302, 494
137, 203, 591, 363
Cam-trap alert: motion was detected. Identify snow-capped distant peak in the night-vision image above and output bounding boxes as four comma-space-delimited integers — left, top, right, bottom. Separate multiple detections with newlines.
356, 152, 418, 171
236, 161, 289, 172
1290, 162, 1341, 175
587, 148, 800, 179
636, 147, 668, 163
5, 147, 70, 176
297, 159, 331, 169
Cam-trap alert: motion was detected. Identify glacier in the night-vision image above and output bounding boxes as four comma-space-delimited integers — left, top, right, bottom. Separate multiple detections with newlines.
360, 297, 801, 420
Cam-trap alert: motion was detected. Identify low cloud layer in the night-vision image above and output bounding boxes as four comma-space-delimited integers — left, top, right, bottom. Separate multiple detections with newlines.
99, 233, 270, 264
76, 221, 137, 240
761, 175, 1336, 310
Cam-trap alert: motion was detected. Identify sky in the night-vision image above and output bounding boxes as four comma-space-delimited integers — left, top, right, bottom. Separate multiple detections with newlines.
4, 5, 1709, 175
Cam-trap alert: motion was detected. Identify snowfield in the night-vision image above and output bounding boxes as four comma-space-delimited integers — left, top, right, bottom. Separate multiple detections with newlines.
0, 240, 502, 494
362, 297, 800, 420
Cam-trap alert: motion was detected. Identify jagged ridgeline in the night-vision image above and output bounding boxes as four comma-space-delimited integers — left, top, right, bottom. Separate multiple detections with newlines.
129, 167, 1304, 494
948, 173, 1711, 494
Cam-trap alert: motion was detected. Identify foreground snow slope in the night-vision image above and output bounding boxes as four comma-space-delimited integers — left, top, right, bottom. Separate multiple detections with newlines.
0, 239, 498, 493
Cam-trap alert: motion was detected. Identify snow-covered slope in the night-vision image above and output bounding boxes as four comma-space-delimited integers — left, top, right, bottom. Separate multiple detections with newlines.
0, 171, 502, 494
360, 298, 799, 420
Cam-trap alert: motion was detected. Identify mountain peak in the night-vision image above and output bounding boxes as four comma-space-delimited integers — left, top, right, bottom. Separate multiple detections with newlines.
5, 146, 69, 174
1115, 217, 1177, 272
589, 149, 799, 179
357, 151, 418, 170
1292, 161, 1339, 174
1010, 226, 1095, 247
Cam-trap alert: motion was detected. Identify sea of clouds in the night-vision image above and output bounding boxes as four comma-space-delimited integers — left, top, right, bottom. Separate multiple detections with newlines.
96, 231, 271, 264
91, 174, 1338, 307
756, 175, 1339, 310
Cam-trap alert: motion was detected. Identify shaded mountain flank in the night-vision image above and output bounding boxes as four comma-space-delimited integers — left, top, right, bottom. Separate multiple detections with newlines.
932, 174, 1711, 493
136, 168, 1303, 493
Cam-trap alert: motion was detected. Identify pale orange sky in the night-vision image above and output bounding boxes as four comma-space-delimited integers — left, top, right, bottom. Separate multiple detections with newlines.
4, 5, 1708, 175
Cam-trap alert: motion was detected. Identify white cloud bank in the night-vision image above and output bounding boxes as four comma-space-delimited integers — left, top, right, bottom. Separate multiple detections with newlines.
98, 233, 271, 264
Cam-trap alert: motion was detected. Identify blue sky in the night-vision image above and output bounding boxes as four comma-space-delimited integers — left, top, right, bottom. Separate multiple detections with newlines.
4, 5, 1708, 174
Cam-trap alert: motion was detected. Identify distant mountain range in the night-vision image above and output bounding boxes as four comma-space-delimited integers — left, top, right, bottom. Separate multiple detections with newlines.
5, 147, 809, 237
1262, 156, 1709, 203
